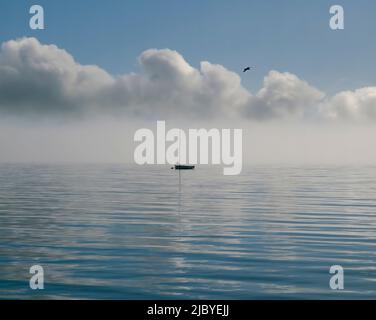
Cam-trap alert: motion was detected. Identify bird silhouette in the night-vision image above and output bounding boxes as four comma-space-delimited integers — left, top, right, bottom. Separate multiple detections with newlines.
243, 67, 252, 73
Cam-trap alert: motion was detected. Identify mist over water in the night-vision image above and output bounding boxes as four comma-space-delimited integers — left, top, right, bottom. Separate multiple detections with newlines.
2, 117, 376, 166
1, 164, 376, 299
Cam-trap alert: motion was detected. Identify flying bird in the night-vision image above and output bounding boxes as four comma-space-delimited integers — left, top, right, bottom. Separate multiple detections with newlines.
243, 67, 252, 73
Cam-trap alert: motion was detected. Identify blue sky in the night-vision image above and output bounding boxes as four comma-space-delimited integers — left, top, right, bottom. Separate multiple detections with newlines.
1, 0, 376, 94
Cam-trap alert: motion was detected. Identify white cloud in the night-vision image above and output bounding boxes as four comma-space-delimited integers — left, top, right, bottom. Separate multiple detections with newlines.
0, 37, 375, 122
323, 87, 376, 121
245, 71, 325, 119
111, 49, 251, 118
0, 38, 251, 119
0, 37, 114, 115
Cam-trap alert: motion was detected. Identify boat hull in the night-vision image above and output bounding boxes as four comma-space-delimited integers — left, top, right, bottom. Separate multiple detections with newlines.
174, 165, 195, 170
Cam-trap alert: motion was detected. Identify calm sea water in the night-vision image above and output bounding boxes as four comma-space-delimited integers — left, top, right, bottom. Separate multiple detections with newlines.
0, 164, 376, 299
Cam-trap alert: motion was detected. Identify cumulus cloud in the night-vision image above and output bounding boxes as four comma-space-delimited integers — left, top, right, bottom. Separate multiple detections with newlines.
0, 37, 251, 119
0, 37, 114, 115
0, 37, 375, 122
323, 87, 376, 121
245, 71, 325, 119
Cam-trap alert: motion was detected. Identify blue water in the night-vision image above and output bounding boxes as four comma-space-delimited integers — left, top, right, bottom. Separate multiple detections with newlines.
0, 164, 376, 299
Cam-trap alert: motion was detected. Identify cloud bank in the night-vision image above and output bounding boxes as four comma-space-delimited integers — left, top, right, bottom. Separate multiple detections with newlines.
0, 37, 375, 122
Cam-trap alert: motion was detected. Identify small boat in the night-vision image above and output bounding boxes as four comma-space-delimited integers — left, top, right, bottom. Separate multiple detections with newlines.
174, 165, 195, 170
